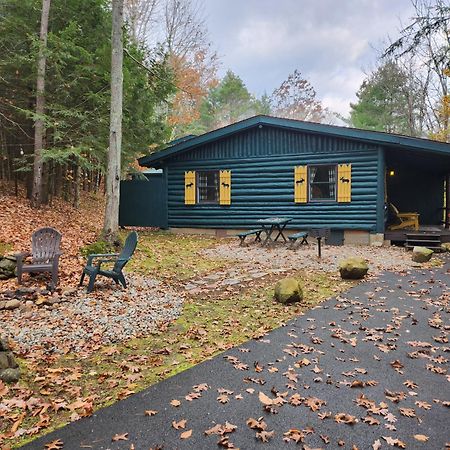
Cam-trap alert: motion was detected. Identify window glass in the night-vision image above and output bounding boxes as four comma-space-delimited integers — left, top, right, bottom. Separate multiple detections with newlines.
309, 165, 336, 201
197, 171, 219, 203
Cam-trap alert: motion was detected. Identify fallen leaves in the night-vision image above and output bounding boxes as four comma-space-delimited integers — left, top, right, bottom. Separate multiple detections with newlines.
399, 407, 416, 418
413, 434, 429, 442
44, 439, 64, 450
112, 433, 128, 441
172, 419, 187, 430
256, 430, 275, 442
180, 429, 192, 439
334, 413, 358, 424
304, 397, 326, 412
382, 436, 406, 448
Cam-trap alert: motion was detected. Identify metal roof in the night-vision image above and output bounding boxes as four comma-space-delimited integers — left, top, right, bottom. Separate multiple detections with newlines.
138, 115, 450, 167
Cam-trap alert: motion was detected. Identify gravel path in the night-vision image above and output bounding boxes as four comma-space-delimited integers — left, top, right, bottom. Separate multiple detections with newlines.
202, 242, 431, 273
1, 275, 183, 354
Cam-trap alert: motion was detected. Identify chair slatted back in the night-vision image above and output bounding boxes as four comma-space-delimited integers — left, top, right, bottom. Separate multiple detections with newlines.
31, 227, 62, 264
113, 231, 138, 272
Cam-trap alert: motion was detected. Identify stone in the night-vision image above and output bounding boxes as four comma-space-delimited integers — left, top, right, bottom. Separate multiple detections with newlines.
0, 301, 6, 310
339, 257, 369, 280
274, 277, 303, 304
0, 368, 20, 383
62, 287, 77, 297
412, 246, 434, 263
4, 299, 20, 310
0, 256, 16, 279
0, 353, 10, 369
222, 278, 241, 286
440, 242, 450, 252
0, 339, 10, 352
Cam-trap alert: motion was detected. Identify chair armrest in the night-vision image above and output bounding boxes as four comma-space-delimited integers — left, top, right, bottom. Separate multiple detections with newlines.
15, 252, 31, 265
15, 251, 31, 258
86, 253, 119, 265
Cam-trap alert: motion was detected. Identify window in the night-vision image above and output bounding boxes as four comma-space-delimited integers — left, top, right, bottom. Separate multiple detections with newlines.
197, 171, 219, 203
309, 165, 336, 201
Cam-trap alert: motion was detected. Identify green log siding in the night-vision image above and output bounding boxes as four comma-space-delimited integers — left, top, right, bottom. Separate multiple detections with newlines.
164, 126, 382, 231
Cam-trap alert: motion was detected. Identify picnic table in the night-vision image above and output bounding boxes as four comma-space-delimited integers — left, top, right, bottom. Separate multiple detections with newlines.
257, 217, 293, 245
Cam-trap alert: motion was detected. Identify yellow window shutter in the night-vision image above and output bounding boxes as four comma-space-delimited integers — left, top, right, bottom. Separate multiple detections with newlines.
337, 164, 351, 202
294, 166, 307, 203
219, 170, 231, 205
184, 171, 196, 205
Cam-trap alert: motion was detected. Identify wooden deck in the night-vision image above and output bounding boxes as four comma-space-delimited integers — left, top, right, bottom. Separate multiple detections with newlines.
385, 226, 450, 243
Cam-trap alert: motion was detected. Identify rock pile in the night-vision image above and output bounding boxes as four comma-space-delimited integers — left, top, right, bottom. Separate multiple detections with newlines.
0, 338, 20, 383
0, 287, 74, 311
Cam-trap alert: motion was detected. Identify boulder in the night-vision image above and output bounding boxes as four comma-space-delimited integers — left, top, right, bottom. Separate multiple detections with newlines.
441, 242, 450, 252
274, 278, 303, 304
339, 257, 369, 280
0, 338, 20, 383
412, 246, 433, 263
0, 256, 16, 280
0, 368, 20, 383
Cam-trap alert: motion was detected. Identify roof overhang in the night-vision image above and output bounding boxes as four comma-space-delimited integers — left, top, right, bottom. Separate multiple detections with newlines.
138, 115, 450, 167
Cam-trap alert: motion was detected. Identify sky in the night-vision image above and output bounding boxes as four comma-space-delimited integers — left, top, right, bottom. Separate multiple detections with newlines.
203, 0, 417, 117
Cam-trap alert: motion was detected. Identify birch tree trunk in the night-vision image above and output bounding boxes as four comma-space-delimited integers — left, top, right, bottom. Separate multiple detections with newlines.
103, 0, 124, 241
31, 0, 51, 208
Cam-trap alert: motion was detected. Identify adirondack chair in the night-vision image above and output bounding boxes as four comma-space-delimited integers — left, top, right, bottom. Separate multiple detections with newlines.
16, 227, 62, 289
79, 231, 138, 293
388, 203, 419, 231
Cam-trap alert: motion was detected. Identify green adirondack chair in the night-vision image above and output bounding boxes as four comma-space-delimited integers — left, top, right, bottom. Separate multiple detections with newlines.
79, 231, 138, 293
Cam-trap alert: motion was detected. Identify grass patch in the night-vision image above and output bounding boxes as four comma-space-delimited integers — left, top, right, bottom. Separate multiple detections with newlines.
126, 230, 229, 281
0, 241, 13, 255
4, 269, 352, 448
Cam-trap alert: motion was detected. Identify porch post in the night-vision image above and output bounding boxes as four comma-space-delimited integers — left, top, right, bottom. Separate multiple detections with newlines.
376, 148, 385, 233
446, 173, 450, 229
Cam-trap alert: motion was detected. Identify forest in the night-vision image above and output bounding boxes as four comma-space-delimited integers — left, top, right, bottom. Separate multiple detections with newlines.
0, 0, 449, 209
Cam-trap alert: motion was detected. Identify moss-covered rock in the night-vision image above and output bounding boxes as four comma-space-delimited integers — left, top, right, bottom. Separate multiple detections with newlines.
0, 368, 20, 383
339, 257, 369, 280
412, 246, 433, 263
0, 255, 16, 280
274, 278, 303, 304
440, 242, 450, 252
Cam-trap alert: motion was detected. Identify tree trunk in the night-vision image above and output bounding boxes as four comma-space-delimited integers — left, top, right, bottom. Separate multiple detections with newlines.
31, 0, 51, 208
103, 0, 123, 241
73, 159, 80, 208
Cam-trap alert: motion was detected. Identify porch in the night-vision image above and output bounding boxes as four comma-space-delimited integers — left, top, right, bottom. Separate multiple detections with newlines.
384, 146, 450, 244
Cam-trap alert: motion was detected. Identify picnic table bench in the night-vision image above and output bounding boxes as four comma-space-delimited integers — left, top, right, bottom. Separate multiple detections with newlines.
288, 231, 309, 248
236, 229, 263, 246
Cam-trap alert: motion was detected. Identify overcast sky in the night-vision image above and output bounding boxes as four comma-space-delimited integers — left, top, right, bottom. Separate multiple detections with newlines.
203, 0, 416, 117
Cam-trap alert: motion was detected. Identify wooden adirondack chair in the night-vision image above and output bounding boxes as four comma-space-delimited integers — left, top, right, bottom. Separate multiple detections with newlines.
16, 227, 62, 289
388, 203, 419, 231
79, 231, 138, 293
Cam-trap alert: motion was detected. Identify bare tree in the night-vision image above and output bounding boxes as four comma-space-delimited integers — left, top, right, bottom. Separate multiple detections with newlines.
384, 0, 450, 140
31, 0, 51, 208
103, 0, 124, 241
271, 70, 327, 123
124, 0, 160, 45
